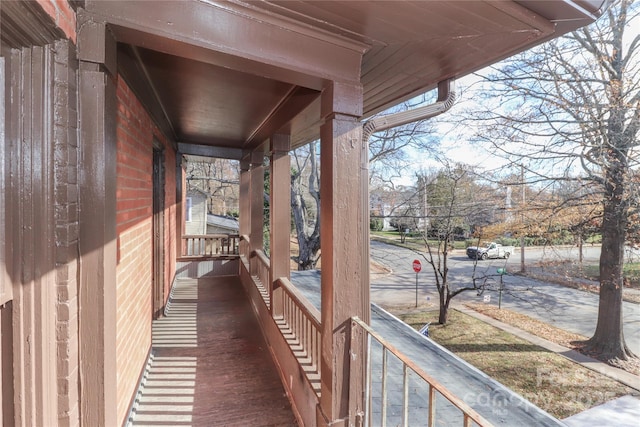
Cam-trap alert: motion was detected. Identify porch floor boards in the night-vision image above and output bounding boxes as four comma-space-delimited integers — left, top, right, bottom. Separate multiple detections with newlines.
129, 276, 297, 427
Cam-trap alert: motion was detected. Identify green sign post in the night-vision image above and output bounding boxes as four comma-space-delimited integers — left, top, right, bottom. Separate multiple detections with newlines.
497, 268, 506, 308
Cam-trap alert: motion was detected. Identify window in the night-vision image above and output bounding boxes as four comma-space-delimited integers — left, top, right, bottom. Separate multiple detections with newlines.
186, 197, 192, 222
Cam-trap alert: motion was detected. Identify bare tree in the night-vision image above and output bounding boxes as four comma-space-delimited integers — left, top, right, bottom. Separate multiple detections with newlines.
186, 157, 240, 216
464, 0, 639, 361
291, 92, 443, 269
368, 95, 442, 188
373, 184, 419, 243
411, 163, 498, 323
291, 142, 321, 270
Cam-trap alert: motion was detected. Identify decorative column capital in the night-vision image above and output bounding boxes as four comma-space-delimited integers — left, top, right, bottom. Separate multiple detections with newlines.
321, 81, 363, 120
270, 134, 291, 154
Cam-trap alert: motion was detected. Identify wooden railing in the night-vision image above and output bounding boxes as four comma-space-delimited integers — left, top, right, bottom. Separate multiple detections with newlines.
351, 317, 493, 427
182, 234, 239, 257
274, 277, 322, 394
239, 234, 251, 261
240, 249, 488, 419
237, 239, 497, 423
252, 249, 271, 309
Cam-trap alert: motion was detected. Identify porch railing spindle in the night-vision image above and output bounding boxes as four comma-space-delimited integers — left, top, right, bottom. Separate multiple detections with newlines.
350, 317, 493, 427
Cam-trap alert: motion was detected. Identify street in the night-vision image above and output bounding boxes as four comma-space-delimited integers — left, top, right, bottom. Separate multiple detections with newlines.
370, 241, 640, 356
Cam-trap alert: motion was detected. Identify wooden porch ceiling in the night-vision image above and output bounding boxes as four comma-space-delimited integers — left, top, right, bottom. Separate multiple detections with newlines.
83, 0, 603, 156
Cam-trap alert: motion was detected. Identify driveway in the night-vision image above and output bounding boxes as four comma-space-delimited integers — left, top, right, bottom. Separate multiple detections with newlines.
370, 241, 640, 356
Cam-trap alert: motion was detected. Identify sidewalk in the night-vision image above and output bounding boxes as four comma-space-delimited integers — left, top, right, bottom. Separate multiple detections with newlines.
455, 304, 640, 427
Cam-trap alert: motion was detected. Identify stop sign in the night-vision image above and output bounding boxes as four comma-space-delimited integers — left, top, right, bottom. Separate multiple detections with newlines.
412, 259, 422, 273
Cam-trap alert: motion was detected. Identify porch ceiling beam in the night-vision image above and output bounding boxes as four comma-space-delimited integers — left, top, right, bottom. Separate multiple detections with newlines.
82, 0, 367, 90
244, 86, 320, 149
117, 44, 177, 148
178, 143, 243, 160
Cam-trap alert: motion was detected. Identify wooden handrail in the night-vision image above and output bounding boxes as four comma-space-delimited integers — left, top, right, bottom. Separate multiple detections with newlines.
275, 277, 321, 330
181, 234, 239, 257
351, 316, 493, 427
182, 233, 239, 240
253, 249, 271, 269
274, 276, 322, 396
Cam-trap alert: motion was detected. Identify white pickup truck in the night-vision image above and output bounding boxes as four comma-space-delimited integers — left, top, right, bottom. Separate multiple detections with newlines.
466, 242, 514, 260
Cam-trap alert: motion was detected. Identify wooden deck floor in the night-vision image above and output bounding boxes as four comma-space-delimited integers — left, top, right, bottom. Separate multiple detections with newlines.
129, 276, 297, 427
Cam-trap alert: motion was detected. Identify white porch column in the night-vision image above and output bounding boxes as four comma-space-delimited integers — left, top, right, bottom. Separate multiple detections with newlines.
318, 81, 370, 426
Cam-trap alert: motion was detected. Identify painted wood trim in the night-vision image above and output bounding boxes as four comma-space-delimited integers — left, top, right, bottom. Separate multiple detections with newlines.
318, 81, 367, 426
77, 35, 118, 427
83, 0, 365, 89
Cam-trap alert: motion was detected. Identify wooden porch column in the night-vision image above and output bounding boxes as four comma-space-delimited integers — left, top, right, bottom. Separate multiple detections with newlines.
249, 152, 265, 265
77, 12, 118, 427
318, 81, 370, 426
269, 135, 291, 316
176, 153, 185, 258
239, 159, 251, 259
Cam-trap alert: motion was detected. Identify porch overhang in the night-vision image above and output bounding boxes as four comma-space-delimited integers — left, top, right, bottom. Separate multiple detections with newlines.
79, 0, 605, 154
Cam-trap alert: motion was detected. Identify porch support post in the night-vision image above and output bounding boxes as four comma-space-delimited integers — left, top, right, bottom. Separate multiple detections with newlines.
269, 135, 291, 316
239, 159, 251, 260
176, 153, 185, 258
318, 81, 369, 426
76, 12, 118, 426
249, 151, 265, 273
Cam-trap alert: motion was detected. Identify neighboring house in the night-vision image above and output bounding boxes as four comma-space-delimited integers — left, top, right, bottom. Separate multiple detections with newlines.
207, 214, 239, 235
0, 1, 604, 426
185, 189, 208, 235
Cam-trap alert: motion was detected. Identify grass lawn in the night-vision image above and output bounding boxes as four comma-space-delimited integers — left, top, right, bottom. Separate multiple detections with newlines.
580, 262, 640, 287
389, 308, 634, 420
370, 231, 468, 250
528, 260, 640, 303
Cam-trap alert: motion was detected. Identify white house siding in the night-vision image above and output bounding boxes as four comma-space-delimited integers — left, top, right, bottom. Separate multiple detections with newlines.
186, 192, 207, 235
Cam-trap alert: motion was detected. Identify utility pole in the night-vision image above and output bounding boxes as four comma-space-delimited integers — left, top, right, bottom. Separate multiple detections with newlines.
520, 164, 526, 273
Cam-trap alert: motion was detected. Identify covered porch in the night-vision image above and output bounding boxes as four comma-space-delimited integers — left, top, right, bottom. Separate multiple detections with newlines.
0, 1, 605, 426
129, 257, 495, 426
130, 256, 566, 426
81, 0, 603, 425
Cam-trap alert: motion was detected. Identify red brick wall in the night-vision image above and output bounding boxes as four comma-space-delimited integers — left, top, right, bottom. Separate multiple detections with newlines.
115, 76, 177, 424
36, 0, 76, 43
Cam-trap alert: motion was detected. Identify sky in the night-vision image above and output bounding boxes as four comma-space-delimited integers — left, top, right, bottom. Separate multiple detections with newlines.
390, 74, 513, 187
388, 5, 640, 188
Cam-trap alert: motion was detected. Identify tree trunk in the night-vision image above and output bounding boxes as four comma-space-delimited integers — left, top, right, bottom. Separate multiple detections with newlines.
585, 204, 634, 359
584, 146, 634, 360
578, 234, 583, 264
296, 235, 320, 270
290, 144, 321, 271
438, 291, 449, 324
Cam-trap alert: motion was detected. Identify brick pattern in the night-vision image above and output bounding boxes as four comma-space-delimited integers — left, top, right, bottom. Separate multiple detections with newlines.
53, 40, 79, 427
36, 0, 77, 43
115, 76, 177, 424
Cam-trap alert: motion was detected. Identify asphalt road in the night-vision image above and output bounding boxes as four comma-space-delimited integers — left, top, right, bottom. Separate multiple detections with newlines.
370, 241, 640, 356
